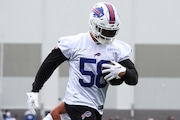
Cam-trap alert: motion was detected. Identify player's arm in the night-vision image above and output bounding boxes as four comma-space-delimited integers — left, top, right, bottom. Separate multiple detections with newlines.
119, 59, 138, 85
102, 59, 138, 85
27, 47, 67, 113
32, 47, 68, 92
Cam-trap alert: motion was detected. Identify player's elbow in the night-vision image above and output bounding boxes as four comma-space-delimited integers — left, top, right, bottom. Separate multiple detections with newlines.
124, 75, 138, 85
123, 68, 138, 85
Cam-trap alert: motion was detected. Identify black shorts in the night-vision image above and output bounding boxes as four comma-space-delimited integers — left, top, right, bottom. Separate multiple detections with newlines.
65, 103, 102, 120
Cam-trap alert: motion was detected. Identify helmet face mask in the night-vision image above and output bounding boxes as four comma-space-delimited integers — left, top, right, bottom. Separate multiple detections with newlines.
95, 24, 119, 37
89, 2, 121, 45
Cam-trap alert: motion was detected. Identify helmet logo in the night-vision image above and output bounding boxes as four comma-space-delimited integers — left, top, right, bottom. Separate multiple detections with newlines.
92, 7, 104, 17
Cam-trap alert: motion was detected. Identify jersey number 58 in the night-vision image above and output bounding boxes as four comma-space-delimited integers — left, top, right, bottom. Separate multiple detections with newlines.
79, 58, 109, 88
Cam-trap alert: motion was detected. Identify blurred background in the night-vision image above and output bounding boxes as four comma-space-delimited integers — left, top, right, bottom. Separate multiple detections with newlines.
0, 0, 180, 120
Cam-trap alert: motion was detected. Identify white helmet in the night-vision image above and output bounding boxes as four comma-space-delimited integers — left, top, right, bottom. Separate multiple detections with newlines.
89, 2, 121, 44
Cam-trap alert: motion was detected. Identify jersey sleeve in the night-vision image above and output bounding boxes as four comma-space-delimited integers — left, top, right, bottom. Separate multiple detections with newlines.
116, 40, 132, 62
57, 37, 74, 59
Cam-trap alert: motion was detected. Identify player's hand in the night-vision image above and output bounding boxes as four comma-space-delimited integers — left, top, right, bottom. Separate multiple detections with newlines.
26, 92, 39, 114
102, 61, 126, 82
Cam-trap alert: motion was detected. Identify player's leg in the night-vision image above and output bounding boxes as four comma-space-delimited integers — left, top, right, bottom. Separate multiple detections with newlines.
43, 113, 71, 120
60, 113, 71, 120
50, 102, 67, 120
42, 113, 53, 120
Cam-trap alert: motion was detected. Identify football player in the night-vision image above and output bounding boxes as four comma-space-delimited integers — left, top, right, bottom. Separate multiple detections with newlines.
27, 2, 138, 120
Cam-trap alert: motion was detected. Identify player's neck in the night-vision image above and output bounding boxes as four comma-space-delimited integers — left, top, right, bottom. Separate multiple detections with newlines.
89, 32, 100, 44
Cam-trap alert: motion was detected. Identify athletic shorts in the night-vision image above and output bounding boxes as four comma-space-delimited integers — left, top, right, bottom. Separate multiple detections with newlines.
65, 103, 102, 120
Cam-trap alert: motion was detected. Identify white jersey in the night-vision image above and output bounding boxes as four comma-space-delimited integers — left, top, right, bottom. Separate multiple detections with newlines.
57, 32, 132, 114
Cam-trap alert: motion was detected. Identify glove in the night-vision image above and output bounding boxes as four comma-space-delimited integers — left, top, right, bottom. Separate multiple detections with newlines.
102, 61, 126, 82
26, 92, 39, 114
